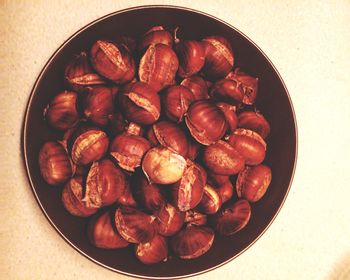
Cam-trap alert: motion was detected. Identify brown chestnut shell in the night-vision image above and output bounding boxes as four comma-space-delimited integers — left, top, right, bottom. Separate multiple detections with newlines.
155, 203, 185, 237
135, 234, 168, 264
138, 26, 173, 52
236, 164, 272, 202
216, 102, 238, 132
210, 199, 251, 236
197, 184, 222, 214
38, 141, 73, 185
184, 210, 207, 226
180, 75, 209, 101
176, 40, 205, 78
237, 111, 270, 139
88, 210, 129, 249
171, 225, 215, 259
210, 79, 244, 104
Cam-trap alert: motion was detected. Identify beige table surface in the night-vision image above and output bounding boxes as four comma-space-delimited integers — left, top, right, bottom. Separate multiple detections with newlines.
1, 1, 350, 279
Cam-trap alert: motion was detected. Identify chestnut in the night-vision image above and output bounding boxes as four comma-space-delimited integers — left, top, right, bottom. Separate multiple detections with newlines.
202, 36, 234, 80
176, 40, 205, 78
227, 128, 267, 165
61, 176, 98, 217
237, 111, 270, 139
139, 43, 179, 92
107, 111, 127, 138
83, 86, 114, 126
197, 184, 222, 214
142, 147, 186, 185
88, 211, 129, 249
154, 203, 185, 236
69, 126, 109, 165
185, 100, 227, 145
152, 121, 189, 157
236, 164, 272, 202
84, 159, 127, 208
38, 141, 73, 185
135, 234, 168, 264
114, 206, 156, 243
171, 225, 215, 259
203, 140, 245, 175
138, 26, 173, 52
110, 133, 151, 172
132, 173, 165, 211
64, 51, 106, 92
185, 210, 207, 226
119, 82, 160, 125
44, 90, 79, 131
207, 173, 233, 203
226, 68, 258, 105
162, 85, 194, 123
216, 102, 238, 132
210, 79, 244, 104
171, 160, 205, 212
180, 75, 209, 101
90, 40, 135, 84
210, 199, 251, 236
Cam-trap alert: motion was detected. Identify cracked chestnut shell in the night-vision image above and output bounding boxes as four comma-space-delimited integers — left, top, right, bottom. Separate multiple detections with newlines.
83, 159, 127, 208
90, 40, 135, 84
203, 140, 245, 175
210, 79, 244, 104
237, 111, 270, 139
162, 85, 194, 123
68, 126, 109, 165
135, 234, 168, 264
151, 121, 189, 157
207, 173, 233, 203
155, 203, 185, 236
236, 164, 272, 202
38, 141, 73, 186
139, 43, 179, 92
64, 51, 106, 92
180, 75, 209, 101
176, 40, 205, 78
185, 210, 207, 226
227, 128, 267, 165
132, 173, 165, 211
185, 100, 227, 145
171, 225, 215, 259
171, 160, 205, 212
202, 36, 234, 80
142, 147, 187, 184
88, 210, 129, 249
110, 133, 151, 172
210, 199, 251, 236
138, 26, 173, 52
226, 68, 258, 105
44, 90, 80, 131
115, 206, 156, 243
83, 86, 114, 126
197, 184, 222, 214
61, 176, 98, 217
119, 82, 160, 125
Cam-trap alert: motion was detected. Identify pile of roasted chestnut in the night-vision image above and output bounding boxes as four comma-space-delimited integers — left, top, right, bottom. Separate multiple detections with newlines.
38, 26, 272, 264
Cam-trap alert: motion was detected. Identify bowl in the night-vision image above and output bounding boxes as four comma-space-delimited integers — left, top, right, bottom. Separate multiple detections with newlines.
22, 5, 297, 279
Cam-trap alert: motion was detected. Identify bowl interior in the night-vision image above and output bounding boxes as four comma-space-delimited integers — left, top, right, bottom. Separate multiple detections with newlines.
23, 6, 297, 279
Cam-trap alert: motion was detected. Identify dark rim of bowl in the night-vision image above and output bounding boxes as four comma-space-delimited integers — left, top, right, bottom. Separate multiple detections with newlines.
21, 4, 298, 279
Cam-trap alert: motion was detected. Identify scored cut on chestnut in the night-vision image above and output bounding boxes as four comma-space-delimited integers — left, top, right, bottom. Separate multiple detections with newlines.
139, 43, 179, 92
90, 40, 135, 84
88, 210, 129, 249
154, 203, 185, 236
197, 184, 222, 214
64, 51, 106, 92
171, 224, 215, 259
210, 199, 251, 236
115, 206, 156, 244
236, 164, 272, 202
119, 81, 160, 125
185, 100, 227, 145
44, 90, 80, 131
38, 141, 73, 186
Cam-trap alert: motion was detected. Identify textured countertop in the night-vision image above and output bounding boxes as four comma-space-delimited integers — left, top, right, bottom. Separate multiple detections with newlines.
1, 1, 350, 279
